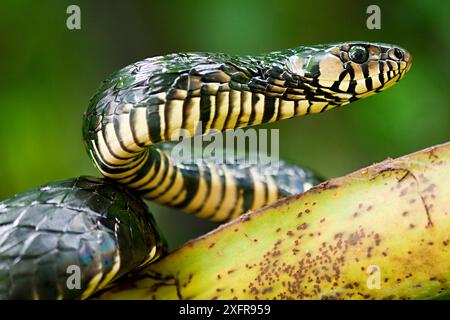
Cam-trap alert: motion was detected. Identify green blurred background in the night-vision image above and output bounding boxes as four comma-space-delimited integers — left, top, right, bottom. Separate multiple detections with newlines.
0, 0, 448, 250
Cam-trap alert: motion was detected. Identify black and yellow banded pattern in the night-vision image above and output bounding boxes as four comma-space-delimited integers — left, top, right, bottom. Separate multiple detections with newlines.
83, 42, 412, 222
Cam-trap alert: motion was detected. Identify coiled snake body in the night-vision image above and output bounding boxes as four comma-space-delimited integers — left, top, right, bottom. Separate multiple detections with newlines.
0, 42, 411, 299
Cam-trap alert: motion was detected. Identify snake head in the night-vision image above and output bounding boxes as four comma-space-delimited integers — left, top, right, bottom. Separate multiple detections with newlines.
285, 42, 412, 105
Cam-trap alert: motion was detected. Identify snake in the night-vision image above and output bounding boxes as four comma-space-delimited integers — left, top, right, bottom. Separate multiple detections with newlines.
0, 41, 412, 299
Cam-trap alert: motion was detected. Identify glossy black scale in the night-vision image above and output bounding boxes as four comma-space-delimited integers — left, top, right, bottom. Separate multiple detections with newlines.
0, 177, 166, 299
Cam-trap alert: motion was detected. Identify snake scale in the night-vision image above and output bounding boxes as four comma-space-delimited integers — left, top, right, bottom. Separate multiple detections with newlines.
0, 42, 412, 299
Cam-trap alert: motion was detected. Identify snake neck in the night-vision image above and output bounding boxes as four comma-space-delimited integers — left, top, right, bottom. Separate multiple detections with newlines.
83, 50, 354, 177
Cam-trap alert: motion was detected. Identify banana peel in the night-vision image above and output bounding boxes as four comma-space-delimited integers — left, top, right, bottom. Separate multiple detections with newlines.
98, 142, 450, 300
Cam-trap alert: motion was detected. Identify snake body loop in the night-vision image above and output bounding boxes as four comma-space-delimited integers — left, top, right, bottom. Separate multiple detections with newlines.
0, 42, 412, 299
84, 42, 411, 221
0, 177, 166, 299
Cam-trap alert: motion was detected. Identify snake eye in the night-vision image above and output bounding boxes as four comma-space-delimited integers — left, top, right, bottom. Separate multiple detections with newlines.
393, 48, 404, 60
349, 45, 369, 64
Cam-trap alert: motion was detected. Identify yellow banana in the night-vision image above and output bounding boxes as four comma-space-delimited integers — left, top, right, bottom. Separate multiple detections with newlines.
98, 142, 450, 300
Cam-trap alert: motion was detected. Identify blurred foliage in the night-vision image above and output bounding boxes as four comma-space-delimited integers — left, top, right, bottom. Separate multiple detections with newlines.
0, 0, 448, 249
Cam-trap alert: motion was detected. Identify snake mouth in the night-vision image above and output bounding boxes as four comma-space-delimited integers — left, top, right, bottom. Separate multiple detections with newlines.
364, 47, 412, 96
